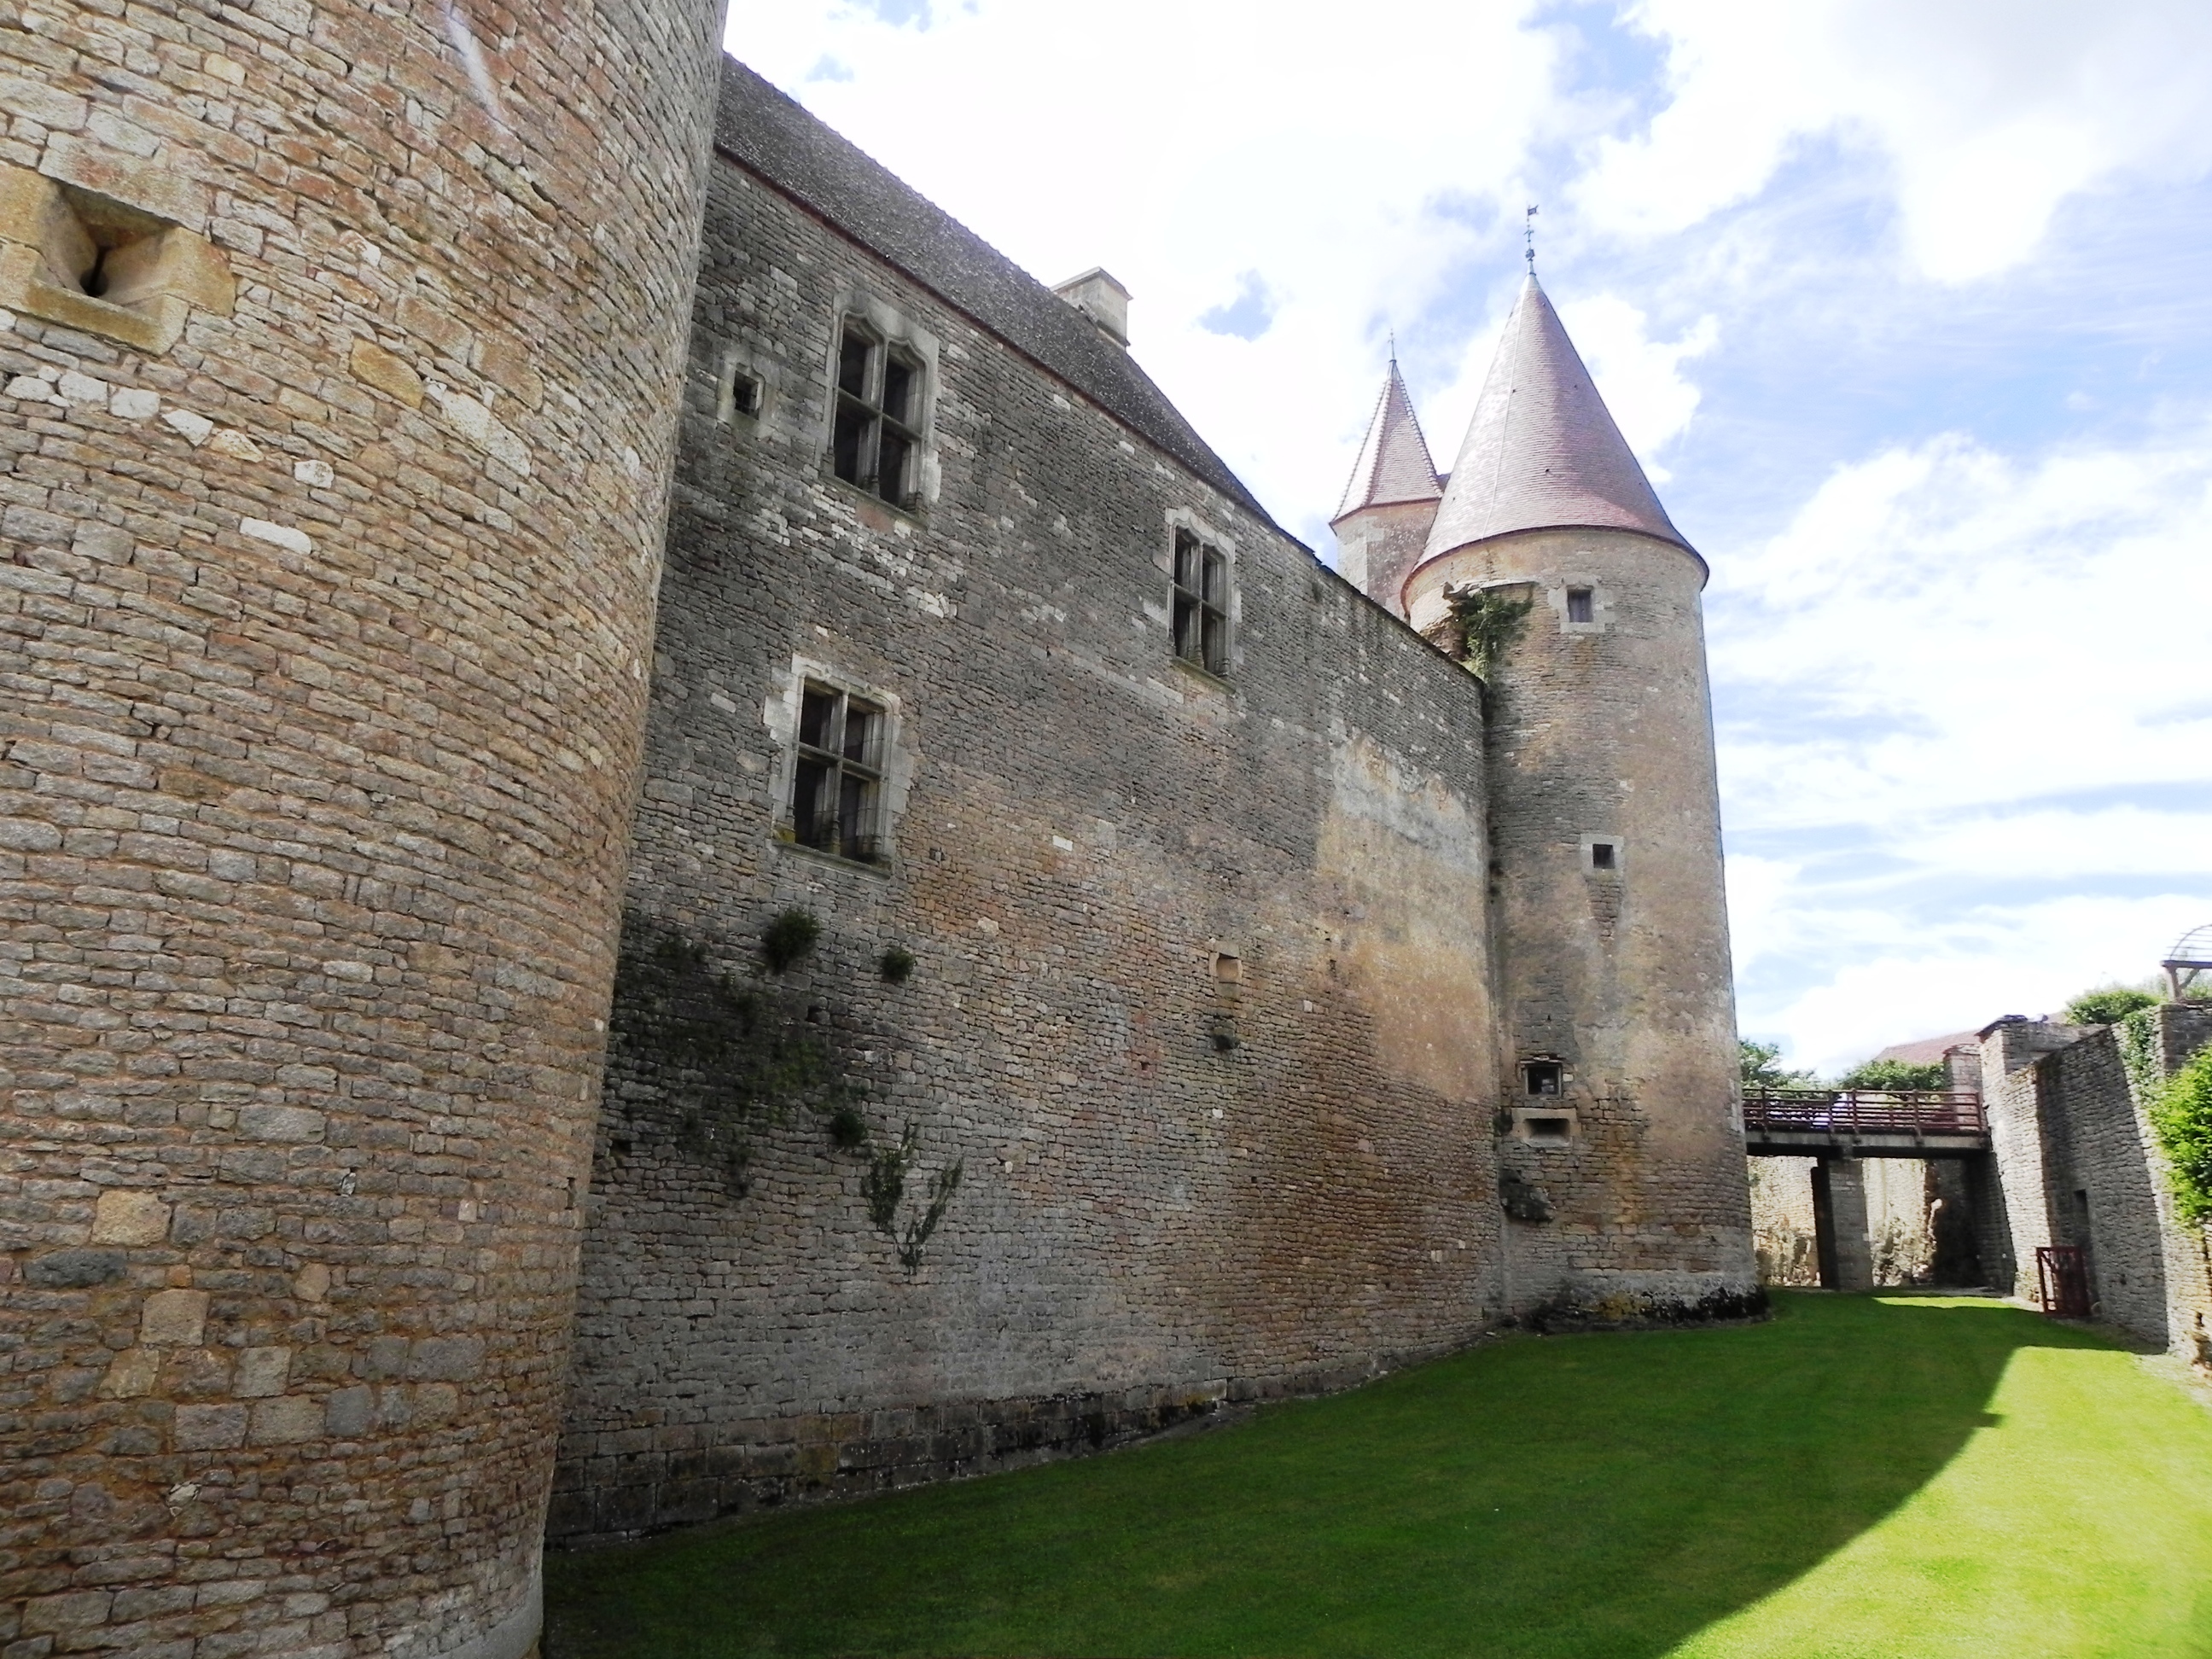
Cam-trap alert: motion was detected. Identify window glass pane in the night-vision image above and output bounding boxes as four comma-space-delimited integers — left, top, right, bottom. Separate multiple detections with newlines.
1567, 587, 1593, 624
881, 356, 915, 425
1202, 609, 1227, 675
838, 771, 877, 860
842, 700, 882, 767
1173, 531, 1198, 592
876, 428, 911, 503
837, 326, 873, 397
798, 685, 839, 751
793, 756, 832, 848
1173, 591, 1200, 661
832, 401, 872, 486
1202, 549, 1227, 605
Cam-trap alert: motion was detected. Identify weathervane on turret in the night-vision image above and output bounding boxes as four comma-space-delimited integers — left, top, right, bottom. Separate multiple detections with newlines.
1525, 203, 1539, 273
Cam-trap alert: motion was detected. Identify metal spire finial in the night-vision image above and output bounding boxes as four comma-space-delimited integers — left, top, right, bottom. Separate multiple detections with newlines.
1524, 203, 1539, 273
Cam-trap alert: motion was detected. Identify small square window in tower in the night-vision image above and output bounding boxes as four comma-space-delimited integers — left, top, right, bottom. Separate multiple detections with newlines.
1523, 1060, 1563, 1097
830, 318, 923, 506
1173, 528, 1231, 677
790, 682, 887, 862
1566, 586, 1594, 624
1590, 840, 1616, 871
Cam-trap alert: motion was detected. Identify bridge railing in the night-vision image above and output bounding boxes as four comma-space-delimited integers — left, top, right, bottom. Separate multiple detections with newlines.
1742, 1089, 1987, 1138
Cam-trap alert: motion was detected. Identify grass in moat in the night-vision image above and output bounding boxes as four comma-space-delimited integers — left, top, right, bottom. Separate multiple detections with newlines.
544, 1293, 2212, 1658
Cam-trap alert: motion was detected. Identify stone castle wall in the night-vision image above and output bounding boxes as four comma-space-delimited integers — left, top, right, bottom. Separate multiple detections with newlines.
548, 150, 1512, 1545
1982, 1009, 2212, 1360
0, 1, 723, 1652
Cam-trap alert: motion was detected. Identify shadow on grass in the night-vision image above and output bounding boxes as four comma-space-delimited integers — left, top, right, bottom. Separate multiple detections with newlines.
543, 1294, 2120, 1659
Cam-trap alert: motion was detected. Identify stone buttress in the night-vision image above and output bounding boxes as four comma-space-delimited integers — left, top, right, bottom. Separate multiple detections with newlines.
0, 0, 724, 1653
1403, 275, 1756, 1318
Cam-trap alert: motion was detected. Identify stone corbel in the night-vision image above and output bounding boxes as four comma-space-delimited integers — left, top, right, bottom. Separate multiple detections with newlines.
0, 163, 234, 354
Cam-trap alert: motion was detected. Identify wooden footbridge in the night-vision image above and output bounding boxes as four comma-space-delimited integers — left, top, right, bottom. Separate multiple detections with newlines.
1742, 1089, 1990, 1158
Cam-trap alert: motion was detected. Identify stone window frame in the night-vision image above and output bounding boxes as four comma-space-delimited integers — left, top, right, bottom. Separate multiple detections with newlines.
764, 656, 912, 874
0, 161, 233, 355
1511, 1105, 1580, 1145
715, 342, 774, 428
1581, 833, 1625, 876
1161, 508, 1240, 683
1550, 573, 1614, 635
819, 288, 941, 513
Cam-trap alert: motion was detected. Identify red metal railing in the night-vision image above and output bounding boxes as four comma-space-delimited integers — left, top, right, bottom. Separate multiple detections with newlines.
1742, 1089, 1987, 1138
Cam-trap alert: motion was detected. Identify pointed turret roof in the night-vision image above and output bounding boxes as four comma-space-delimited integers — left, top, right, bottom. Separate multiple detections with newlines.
1332, 356, 1443, 524
1424, 276, 1693, 560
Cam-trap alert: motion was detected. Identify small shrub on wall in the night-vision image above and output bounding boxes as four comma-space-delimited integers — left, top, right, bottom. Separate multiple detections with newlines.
2149, 1042, 2212, 1225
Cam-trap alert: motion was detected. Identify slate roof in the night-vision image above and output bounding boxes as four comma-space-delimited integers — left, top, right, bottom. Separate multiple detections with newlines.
1424, 276, 1695, 562
713, 58, 1269, 520
1331, 358, 1442, 523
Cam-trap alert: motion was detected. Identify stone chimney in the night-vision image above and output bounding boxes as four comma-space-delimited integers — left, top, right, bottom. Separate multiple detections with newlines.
1052, 266, 1130, 346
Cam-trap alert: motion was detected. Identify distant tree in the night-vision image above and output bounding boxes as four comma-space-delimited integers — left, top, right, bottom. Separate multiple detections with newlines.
2064, 985, 2161, 1026
1740, 1039, 1816, 1091
1835, 1057, 1947, 1092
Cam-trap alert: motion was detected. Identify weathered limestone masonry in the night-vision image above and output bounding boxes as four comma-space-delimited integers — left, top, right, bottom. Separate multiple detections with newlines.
1395, 279, 1754, 1316
550, 63, 1510, 1546
1, 0, 722, 1652
1750, 1158, 1960, 1288
1980, 1008, 2212, 1362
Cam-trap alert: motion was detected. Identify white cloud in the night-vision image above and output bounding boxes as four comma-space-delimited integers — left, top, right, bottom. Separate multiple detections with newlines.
1716, 421, 2212, 1068
1744, 894, 2210, 1077
1714, 422, 2212, 829
1579, 0, 2212, 282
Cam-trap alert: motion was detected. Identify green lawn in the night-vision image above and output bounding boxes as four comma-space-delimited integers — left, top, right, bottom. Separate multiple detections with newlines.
544, 1294, 2212, 1658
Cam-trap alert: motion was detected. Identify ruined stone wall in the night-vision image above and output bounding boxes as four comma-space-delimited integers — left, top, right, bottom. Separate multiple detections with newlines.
549, 154, 1509, 1545
1980, 1010, 2212, 1360
1405, 530, 1754, 1316
1749, 1155, 1953, 1288
0, 4, 723, 1654
2147, 1008, 2212, 1365
1981, 1019, 2091, 1301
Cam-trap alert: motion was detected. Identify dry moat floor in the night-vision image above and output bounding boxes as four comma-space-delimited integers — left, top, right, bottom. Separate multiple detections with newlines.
544, 1293, 2212, 1657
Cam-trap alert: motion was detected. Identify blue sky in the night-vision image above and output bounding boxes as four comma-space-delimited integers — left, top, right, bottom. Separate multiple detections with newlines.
728, 0, 2212, 1073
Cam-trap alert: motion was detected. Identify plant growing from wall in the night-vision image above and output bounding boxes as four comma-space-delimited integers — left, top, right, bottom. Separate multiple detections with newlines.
2151, 1047, 2212, 1225
761, 907, 822, 973
880, 946, 916, 984
2122, 1004, 2212, 1225
1445, 583, 1534, 682
864, 1121, 963, 1275
608, 915, 852, 1196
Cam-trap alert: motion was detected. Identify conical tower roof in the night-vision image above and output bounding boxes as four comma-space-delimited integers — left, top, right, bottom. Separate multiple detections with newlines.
1424, 276, 1692, 559
1332, 356, 1443, 523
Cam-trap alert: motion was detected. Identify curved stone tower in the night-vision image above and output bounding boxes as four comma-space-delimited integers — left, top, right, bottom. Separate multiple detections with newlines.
1405, 276, 1754, 1316
1330, 353, 1443, 621
0, 3, 723, 1653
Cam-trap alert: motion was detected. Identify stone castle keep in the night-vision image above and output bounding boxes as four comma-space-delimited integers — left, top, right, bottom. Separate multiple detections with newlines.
2, 15, 1751, 1657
